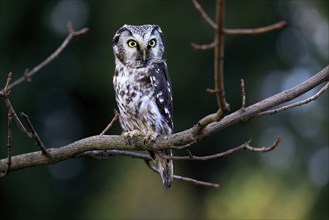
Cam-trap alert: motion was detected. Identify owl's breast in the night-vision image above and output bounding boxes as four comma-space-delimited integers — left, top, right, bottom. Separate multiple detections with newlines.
113, 62, 172, 134
114, 65, 154, 114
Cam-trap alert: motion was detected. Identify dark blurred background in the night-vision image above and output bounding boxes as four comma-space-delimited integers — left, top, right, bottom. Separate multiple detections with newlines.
0, 0, 328, 219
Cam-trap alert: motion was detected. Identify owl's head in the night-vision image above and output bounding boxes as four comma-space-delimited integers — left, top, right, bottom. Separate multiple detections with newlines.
113, 24, 165, 68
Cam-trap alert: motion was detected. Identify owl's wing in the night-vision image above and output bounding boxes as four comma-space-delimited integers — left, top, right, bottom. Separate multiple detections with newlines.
149, 61, 174, 130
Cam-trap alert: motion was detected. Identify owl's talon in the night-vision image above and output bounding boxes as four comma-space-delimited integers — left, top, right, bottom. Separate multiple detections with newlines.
144, 131, 158, 146
127, 136, 132, 145
143, 138, 149, 146
124, 130, 143, 145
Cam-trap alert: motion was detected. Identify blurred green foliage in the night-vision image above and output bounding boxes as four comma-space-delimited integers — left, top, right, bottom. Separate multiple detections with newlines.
0, 0, 328, 219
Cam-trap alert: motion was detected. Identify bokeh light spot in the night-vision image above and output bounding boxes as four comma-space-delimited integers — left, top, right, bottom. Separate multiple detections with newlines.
308, 147, 329, 187
48, 0, 88, 35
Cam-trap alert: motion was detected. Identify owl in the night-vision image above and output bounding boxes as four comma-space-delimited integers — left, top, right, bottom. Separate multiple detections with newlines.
112, 24, 174, 189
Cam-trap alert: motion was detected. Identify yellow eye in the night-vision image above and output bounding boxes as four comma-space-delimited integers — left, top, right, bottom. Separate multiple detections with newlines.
127, 40, 137, 48
148, 39, 156, 47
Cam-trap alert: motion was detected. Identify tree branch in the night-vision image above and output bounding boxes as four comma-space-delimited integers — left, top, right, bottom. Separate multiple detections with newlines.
160, 137, 280, 161
191, 20, 286, 51
0, 22, 88, 176
256, 82, 329, 117
2, 111, 13, 176
78, 149, 151, 161
241, 79, 246, 109
100, 113, 119, 135
202, 66, 329, 137
191, 0, 286, 35
20, 112, 50, 158
79, 146, 220, 188
191, 0, 217, 30
78, 137, 280, 162
0, 22, 88, 93
224, 21, 287, 35
1, 65, 327, 173
2, 98, 31, 137
144, 160, 219, 188
214, 0, 230, 113
191, 109, 223, 138
191, 42, 216, 50
172, 174, 219, 188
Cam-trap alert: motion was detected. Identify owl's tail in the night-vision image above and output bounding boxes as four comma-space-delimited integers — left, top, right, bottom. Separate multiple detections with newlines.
150, 150, 173, 190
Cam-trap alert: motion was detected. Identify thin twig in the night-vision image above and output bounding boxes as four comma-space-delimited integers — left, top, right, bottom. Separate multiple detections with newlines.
2, 22, 88, 92
214, 0, 230, 113
191, 0, 217, 30
5, 111, 13, 176
163, 141, 251, 161
23, 68, 31, 82
7, 111, 13, 164
206, 88, 218, 93
191, 0, 286, 35
2, 98, 32, 138
224, 21, 287, 35
191, 21, 287, 51
1, 110, 13, 177
257, 82, 329, 117
191, 42, 216, 50
186, 149, 194, 159
173, 175, 220, 188
100, 113, 119, 135
241, 79, 246, 109
3, 72, 12, 95
245, 137, 281, 152
77, 149, 151, 161
144, 160, 219, 188
161, 137, 280, 161
20, 112, 51, 158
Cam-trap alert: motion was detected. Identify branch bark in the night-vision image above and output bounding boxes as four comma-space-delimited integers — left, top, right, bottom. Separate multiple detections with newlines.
214, 0, 230, 113
1, 65, 327, 173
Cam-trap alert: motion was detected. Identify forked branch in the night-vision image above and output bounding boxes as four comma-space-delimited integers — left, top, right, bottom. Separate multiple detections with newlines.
0, 65, 327, 174
0, 22, 89, 176
0, 22, 88, 93
191, 0, 287, 127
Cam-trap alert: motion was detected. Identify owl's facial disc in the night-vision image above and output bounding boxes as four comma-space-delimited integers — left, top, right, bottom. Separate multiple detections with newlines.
113, 24, 164, 68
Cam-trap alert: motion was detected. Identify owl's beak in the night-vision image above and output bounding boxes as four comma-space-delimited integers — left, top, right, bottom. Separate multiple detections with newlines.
142, 49, 147, 62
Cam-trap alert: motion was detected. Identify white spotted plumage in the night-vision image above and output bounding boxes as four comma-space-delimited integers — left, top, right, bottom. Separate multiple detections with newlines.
112, 24, 174, 189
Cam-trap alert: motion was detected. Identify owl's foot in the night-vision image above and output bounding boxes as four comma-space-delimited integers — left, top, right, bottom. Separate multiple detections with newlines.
144, 131, 158, 145
124, 129, 144, 145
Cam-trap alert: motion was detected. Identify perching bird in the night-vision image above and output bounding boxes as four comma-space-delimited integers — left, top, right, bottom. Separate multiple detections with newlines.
112, 24, 174, 189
